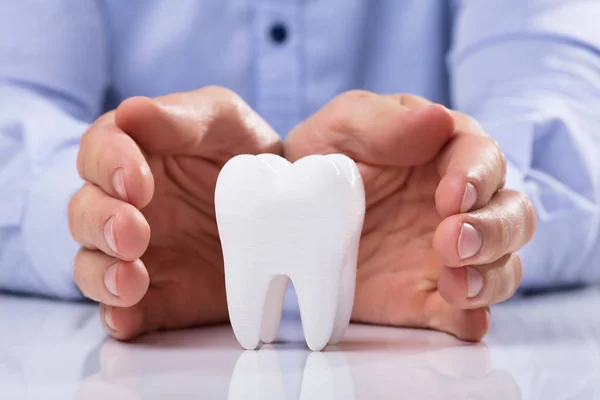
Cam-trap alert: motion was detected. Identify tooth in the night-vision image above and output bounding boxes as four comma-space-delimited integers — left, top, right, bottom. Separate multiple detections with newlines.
215, 153, 365, 351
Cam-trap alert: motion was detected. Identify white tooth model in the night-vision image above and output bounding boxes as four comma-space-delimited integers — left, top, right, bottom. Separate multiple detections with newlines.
215, 154, 365, 351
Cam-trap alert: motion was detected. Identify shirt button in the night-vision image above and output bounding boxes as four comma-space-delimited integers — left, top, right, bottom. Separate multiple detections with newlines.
269, 23, 288, 44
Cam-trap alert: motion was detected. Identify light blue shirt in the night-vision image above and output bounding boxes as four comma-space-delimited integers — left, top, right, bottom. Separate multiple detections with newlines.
1, 0, 599, 299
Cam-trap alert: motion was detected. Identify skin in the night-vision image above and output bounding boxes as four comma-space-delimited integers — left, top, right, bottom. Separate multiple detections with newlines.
70, 87, 282, 337
285, 91, 536, 340
69, 87, 536, 342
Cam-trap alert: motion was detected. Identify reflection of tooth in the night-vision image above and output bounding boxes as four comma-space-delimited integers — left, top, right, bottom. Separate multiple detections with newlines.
300, 351, 355, 399
228, 348, 285, 400
228, 348, 354, 400
215, 154, 365, 351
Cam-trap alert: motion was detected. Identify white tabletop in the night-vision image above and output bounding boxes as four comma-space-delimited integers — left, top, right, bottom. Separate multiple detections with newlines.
1, 286, 599, 399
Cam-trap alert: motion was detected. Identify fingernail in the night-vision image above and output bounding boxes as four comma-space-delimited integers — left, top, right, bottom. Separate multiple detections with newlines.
104, 217, 118, 254
104, 306, 116, 331
112, 168, 128, 201
461, 183, 478, 212
458, 223, 482, 260
466, 267, 484, 298
104, 263, 119, 297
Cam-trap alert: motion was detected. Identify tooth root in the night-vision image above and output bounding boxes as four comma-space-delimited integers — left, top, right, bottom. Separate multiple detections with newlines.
260, 275, 289, 344
329, 261, 357, 345
226, 272, 272, 350
293, 272, 340, 351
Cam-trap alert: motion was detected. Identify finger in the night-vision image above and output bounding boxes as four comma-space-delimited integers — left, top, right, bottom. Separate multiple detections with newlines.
68, 184, 151, 261
100, 265, 228, 341
390, 97, 503, 216
74, 248, 149, 307
435, 134, 507, 217
425, 293, 490, 342
77, 113, 154, 208
389, 95, 488, 139
384, 93, 432, 109
114, 86, 282, 161
285, 90, 455, 166
438, 253, 523, 309
450, 110, 488, 137
433, 189, 536, 267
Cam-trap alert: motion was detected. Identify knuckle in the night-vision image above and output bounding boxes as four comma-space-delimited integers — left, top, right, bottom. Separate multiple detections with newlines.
484, 267, 499, 304
489, 138, 507, 187
339, 89, 374, 103
203, 86, 249, 126
73, 249, 91, 296
99, 304, 114, 333
454, 112, 485, 136
202, 85, 244, 110
76, 150, 85, 179
78, 119, 116, 180
460, 136, 505, 198
96, 140, 115, 184
68, 186, 86, 238
520, 192, 537, 242
395, 93, 430, 108
512, 254, 524, 292
498, 254, 522, 301
328, 90, 373, 123
77, 131, 94, 176
478, 137, 506, 188
202, 85, 237, 99
92, 111, 116, 130
492, 209, 511, 254
327, 91, 371, 132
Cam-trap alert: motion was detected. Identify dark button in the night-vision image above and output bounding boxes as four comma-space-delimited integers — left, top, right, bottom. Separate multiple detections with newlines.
270, 23, 288, 44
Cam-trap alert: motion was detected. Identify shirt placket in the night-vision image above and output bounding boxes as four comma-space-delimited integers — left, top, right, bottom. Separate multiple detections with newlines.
254, 0, 302, 138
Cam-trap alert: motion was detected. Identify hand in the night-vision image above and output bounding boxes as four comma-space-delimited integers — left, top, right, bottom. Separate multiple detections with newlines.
69, 86, 282, 339
285, 91, 536, 341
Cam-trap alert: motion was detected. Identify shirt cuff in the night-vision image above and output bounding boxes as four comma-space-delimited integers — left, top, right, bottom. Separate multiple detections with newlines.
22, 143, 84, 299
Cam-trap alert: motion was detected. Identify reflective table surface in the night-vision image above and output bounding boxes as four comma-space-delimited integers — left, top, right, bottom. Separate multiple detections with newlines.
1, 286, 599, 399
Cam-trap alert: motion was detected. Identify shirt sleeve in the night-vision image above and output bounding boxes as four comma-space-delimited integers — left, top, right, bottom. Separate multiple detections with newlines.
449, 0, 600, 289
0, 1, 108, 298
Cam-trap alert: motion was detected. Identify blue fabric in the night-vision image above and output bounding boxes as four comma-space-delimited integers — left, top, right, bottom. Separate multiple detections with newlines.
0, 0, 599, 298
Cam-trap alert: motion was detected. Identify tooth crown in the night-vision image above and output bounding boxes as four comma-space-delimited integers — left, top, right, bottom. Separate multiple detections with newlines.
215, 154, 365, 351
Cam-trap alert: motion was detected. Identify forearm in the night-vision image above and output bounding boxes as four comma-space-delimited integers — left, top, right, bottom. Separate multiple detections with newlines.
451, 0, 600, 289
0, 84, 89, 299
0, 0, 107, 298
460, 79, 600, 288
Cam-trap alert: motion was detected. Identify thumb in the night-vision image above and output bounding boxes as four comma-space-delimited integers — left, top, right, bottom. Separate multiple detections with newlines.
115, 86, 282, 162
285, 91, 455, 166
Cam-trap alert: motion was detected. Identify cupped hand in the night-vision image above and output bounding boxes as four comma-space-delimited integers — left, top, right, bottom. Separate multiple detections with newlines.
69, 86, 282, 339
284, 91, 536, 341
